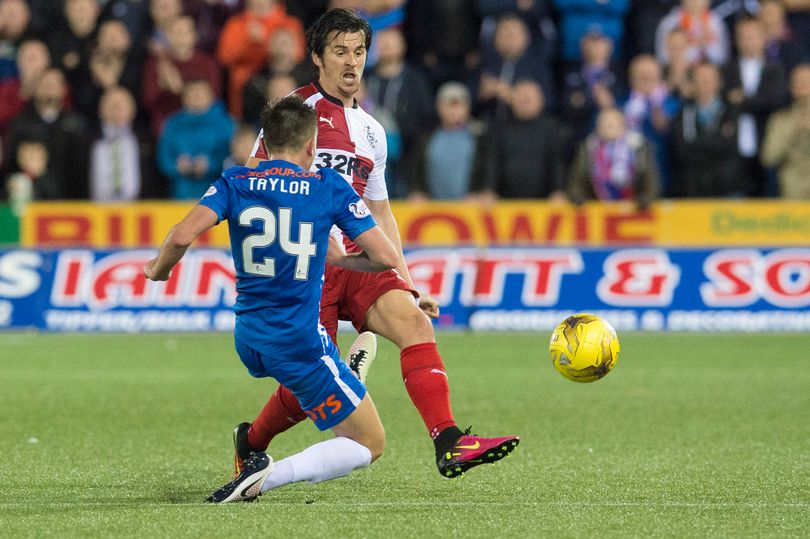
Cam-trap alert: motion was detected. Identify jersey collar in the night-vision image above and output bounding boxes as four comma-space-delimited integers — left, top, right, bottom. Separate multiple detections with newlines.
315, 81, 358, 109
256, 159, 304, 172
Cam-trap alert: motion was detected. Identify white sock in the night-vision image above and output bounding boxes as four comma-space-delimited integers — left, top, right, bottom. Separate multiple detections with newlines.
261, 436, 372, 493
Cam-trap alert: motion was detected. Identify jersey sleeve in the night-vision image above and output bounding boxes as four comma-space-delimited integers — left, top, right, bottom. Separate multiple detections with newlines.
328, 168, 377, 240
362, 119, 389, 201
198, 176, 231, 223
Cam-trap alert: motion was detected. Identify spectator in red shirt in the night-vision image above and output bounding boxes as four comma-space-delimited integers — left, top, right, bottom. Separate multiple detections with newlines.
142, 14, 221, 137
217, 0, 305, 118
0, 39, 51, 139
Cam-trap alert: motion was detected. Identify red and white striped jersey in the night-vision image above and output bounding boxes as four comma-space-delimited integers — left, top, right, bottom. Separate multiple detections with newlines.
250, 82, 389, 202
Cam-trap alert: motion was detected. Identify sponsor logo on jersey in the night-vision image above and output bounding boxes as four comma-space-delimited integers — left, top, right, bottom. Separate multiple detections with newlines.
203, 186, 217, 198
364, 125, 377, 149
349, 200, 370, 219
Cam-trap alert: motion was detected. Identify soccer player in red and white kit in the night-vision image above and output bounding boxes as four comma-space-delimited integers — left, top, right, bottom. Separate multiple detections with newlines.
237, 9, 519, 478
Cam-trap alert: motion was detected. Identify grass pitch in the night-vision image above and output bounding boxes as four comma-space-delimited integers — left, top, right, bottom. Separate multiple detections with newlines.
0, 331, 808, 538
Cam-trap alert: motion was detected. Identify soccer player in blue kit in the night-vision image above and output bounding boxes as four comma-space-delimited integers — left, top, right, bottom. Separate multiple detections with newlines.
144, 96, 399, 503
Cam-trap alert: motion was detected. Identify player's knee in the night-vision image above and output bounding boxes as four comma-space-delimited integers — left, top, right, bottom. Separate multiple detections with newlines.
400, 307, 435, 345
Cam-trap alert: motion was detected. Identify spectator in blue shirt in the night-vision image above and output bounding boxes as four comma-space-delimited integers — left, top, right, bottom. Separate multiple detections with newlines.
553, 0, 630, 62
157, 79, 235, 199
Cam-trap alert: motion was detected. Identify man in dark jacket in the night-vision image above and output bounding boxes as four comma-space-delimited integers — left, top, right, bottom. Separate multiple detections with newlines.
671, 62, 744, 197
482, 80, 566, 199
723, 16, 789, 195
7, 67, 90, 198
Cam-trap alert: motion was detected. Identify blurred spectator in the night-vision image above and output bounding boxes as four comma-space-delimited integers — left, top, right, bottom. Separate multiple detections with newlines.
782, 0, 810, 54
90, 87, 145, 202
223, 123, 259, 169
157, 79, 234, 199
655, 0, 730, 66
48, 0, 101, 103
365, 27, 434, 197
761, 64, 810, 198
99, 0, 151, 56
404, 0, 482, 88
0, 0, 33, 80
7, 68, 90, 198
713, 0, 760, 28
760, 0, 807, 72
568, 108, 660, 208
477, 0, 557, 59
482, 80, 566, 199
724, 16, 789, 195
25, 0, 62, 38
561, 29, 621, 143
411, 82, 486, 200
626, 0, 678, 57
671, 62, 744, 197
184, 0, 242, 54
148, 0, 183, 55
478, 13, 554, 120
217, 0, 305, 118
553, 0, 630, 62
78, 20, 143, 117
241, 27, 316, 121
355, 0, 407, 70
621, 54, 680, 193
286, 1, 329, 29
0, 39, 50, 137
243, 73, 297, 127
782, 0, 810, 51
663, 27, 693, 97
142, 15, 222, 137
6, 140, 62, 213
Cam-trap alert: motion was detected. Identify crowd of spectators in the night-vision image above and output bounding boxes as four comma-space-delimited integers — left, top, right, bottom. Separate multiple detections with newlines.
1, 0, 810, 210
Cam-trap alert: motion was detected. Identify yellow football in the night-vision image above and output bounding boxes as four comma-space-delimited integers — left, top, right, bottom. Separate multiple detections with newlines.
549, 314, 620, 383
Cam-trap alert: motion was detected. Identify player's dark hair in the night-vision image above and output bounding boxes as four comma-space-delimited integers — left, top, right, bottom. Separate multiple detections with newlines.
306, 8, 372, 59
260, 96, 317, 153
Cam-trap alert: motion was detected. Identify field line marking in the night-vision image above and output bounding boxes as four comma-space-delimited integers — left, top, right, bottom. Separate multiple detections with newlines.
0, 501, 808, 509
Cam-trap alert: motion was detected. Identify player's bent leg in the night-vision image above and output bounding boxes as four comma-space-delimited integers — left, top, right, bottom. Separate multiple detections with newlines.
364, 289, 435, 348
260, 395, 383, 493
365, 289, 460, 439
330, 393, 385, 461
232, 270, 345, 475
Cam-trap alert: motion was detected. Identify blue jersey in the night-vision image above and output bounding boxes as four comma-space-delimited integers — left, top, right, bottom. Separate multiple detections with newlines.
200, 159, 376, 362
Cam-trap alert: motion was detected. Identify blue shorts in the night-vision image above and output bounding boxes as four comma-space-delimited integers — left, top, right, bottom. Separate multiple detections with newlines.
234, 337, 366, 431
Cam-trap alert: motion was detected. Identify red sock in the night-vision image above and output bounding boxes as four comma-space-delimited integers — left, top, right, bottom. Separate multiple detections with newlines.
247, 384, 306, 450
400, 342, 457, 439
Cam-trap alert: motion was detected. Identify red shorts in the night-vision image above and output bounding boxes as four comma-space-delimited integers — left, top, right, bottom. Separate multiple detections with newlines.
320, 264, 417, 344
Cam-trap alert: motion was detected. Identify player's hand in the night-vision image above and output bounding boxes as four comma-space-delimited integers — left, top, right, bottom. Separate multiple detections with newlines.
144, 258, 171, 281
418, 294, 440, 319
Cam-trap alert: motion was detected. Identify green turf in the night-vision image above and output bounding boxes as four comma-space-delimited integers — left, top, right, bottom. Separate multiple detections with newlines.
1, 331, 808, 538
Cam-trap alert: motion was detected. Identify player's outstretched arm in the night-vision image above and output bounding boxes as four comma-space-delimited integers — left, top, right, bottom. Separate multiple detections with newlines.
329, 226, 398, 273
144, 205, 219, 281
364, 197, 440, 318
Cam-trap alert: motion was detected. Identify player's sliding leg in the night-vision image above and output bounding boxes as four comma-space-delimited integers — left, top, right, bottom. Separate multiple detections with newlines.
261, 394, 384, 493
207, 452, 275, 503
364, 289, 520, 478
211, 396, 384, 503
232, 330, 378, 476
